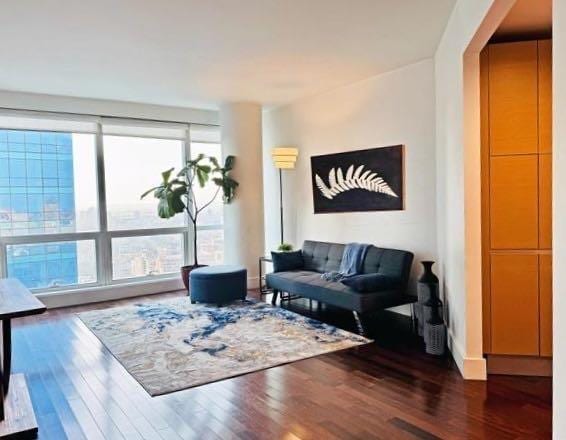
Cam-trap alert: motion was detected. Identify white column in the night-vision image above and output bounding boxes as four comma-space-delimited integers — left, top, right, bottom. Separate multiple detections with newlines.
220, 102, 264, 286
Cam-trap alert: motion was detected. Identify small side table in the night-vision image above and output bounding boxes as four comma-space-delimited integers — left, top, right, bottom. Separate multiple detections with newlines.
258, 256, 301, 303
258, 257, 273, 295
0, 278, 46, 439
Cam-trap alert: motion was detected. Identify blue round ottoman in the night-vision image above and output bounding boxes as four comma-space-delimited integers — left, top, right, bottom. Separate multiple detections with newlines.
189, 265, 247, 305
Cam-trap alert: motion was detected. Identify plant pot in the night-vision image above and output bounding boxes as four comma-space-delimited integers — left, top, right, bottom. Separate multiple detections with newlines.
181, 264, 207, 291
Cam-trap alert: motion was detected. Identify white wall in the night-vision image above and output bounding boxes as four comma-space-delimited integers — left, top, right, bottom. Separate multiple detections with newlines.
434, 0, 516, 379
0, 89, 218, 125
553, 0, 566, 437
262, 59, 438, 307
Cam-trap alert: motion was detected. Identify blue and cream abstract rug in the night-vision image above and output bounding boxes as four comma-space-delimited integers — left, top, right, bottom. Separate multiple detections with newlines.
79, 298, 371, 396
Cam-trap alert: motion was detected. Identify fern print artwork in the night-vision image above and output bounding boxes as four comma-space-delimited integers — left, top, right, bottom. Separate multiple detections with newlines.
315, 165, 398, 200
310, 145, 404, 213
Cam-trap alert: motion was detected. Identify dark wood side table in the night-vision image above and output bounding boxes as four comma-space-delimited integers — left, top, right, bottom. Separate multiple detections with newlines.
258, 256, 273, 295
0, 279, 46, 439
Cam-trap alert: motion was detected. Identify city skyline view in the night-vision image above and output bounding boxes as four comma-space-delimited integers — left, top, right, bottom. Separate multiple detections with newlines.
0, 128, 224, 290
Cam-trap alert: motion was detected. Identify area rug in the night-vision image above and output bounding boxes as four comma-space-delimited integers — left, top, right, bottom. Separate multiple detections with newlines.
78, 298, 371, 396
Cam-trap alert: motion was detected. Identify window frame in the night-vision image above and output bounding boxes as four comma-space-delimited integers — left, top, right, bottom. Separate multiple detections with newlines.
0, 114, 222, 294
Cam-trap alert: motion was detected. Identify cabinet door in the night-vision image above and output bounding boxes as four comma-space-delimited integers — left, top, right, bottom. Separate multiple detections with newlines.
489, 41, 538, 155
538, 40, 552, 154
491, 254, 539, 355
490, 155, 539, 249
539, 154, 552, 249
540, 254, 552, 357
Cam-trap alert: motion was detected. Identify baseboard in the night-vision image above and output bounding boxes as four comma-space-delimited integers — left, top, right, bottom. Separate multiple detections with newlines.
486, 354, 552, 377
447, 328, 487, 380
39, 276, 262, 309
38, 278, 185, 309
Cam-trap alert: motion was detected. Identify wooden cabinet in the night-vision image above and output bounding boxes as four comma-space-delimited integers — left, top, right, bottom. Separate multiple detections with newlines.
490, 254, 539, 355
488, 41, 538, 155
490, 155, 538, 249
482, 39, 552, 367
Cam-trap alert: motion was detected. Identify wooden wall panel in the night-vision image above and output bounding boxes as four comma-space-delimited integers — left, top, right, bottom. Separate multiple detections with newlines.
491, 254, 539, 355
539, 254, 552, 357
539, 154, 552, 249
538, 40, 552, 154
480, 47, 492, 352
488, 41, 538, 155
490, 155, 538, 249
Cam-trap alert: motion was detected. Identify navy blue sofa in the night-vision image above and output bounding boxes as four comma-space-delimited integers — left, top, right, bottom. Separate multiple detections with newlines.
266, 241, 415, 327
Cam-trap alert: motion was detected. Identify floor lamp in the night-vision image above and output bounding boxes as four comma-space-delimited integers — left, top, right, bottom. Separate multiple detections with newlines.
271, 147, 299, 245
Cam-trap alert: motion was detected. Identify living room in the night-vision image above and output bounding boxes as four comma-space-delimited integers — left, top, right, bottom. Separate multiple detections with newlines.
0, 0, 564, 438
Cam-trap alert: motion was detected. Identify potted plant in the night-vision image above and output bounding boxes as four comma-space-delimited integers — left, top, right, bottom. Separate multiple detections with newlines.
141, 154, 238, 289
277, 243, 294, 252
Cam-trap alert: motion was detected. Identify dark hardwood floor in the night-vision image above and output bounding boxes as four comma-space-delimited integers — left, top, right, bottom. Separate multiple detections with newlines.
13, 290, 551, 439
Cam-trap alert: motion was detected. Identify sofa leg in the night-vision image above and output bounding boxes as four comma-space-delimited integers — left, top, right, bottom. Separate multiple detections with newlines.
353, 311, 366, 336
271, 290, 279, 305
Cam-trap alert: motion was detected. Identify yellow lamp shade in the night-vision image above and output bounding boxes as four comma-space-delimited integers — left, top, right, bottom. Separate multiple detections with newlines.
272, 147, 298, 169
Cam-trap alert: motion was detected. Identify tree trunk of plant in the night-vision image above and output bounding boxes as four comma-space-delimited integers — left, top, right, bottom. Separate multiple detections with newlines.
192, 220, 198, 266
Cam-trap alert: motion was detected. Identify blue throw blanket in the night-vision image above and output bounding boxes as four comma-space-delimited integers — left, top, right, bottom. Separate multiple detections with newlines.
321, 243, 371, 282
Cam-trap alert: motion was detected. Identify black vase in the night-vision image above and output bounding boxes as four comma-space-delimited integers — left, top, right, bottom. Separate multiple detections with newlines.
419, 261, 439, 285
417, 261, 441, 336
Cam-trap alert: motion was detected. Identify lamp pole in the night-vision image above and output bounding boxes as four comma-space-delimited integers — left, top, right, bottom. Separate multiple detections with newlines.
279, 168, 284, 245
271, 146, 298, 248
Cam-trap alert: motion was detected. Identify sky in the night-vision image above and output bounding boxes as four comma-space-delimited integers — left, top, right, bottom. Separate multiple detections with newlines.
71, 134, 221, 220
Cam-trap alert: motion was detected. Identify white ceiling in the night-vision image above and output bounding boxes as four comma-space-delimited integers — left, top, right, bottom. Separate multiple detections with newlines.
0, 0, 455, 110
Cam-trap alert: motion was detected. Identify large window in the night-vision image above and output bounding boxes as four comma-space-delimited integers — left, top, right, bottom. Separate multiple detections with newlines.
104, 136, 185, 231
0, 112, 221, 292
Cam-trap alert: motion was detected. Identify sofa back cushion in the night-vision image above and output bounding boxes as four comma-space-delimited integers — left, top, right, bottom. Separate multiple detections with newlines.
362, 246, 413, 281
302, 241, 345, 273
301, 240, 413, 286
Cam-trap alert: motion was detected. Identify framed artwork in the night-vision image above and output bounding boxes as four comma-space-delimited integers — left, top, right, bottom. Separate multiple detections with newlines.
310, 145, 404, 213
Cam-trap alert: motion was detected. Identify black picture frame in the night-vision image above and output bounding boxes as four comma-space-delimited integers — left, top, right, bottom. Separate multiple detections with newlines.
310, 145, 404, 214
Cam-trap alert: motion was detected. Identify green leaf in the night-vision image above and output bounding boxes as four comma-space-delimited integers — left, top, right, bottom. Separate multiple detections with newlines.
224, 177, 239, 188
140, 186, 160, 199
154, 186, 166, 198
161, 168, 175, 184
196, 169, 207, 187
198, 165, 211, 173
157, 197, 174, 218
169, 189, 186, 213
224, 155, 235, 170
209, 157, 220, 169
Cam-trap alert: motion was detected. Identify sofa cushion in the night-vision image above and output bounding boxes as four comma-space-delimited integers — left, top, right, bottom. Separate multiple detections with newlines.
302, 241, 345, 273
341, 273, 401, 293
271, 250, 304, 272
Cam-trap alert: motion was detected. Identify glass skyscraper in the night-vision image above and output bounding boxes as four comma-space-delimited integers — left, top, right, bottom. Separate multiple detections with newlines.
0, 129, 78, 288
